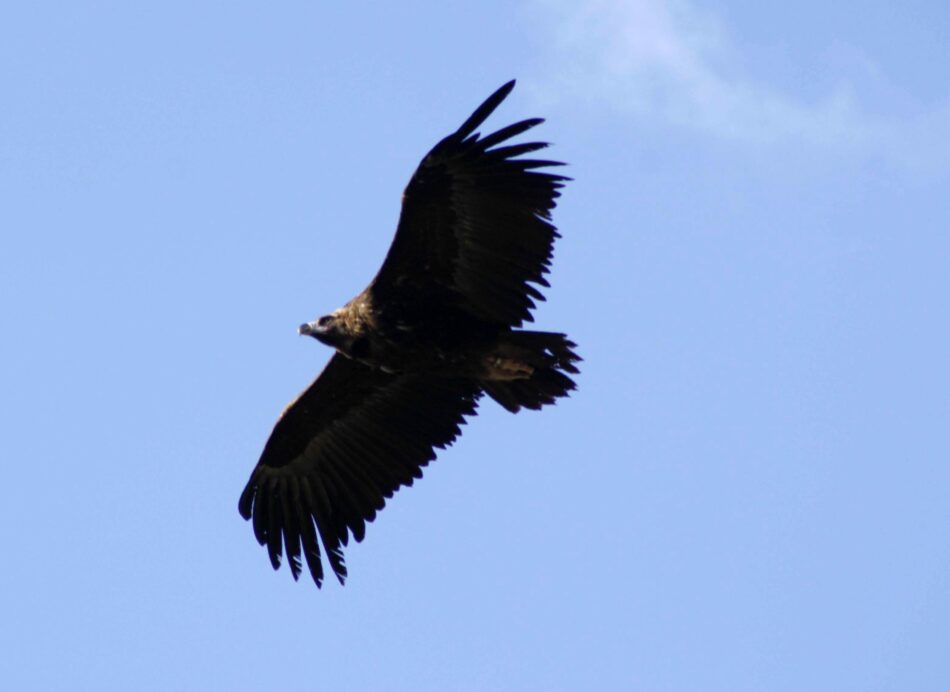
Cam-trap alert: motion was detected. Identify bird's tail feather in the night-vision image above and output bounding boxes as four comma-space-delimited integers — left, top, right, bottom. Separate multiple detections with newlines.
482, 331, 580, 413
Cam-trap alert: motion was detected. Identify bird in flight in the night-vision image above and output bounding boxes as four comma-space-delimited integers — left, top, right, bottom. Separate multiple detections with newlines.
238, 80, 580, 587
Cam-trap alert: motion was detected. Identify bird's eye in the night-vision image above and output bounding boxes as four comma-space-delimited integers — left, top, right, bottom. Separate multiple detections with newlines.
317, 315, 333, 327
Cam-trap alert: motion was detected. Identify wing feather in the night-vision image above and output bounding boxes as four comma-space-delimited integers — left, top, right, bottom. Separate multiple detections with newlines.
296, 482, 324, 586
370, 80, 569, 328
280, 478, 303, 578
265, 483, 283, 570
238, 353, 480, 586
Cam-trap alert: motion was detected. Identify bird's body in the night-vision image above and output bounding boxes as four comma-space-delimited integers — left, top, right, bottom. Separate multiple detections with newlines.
239, 81, 579, 587
304, 287, 572, 383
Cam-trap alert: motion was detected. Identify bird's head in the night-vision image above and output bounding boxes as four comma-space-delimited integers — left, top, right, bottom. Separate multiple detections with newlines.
300, 305, 373, 361
299, 312, 344, 347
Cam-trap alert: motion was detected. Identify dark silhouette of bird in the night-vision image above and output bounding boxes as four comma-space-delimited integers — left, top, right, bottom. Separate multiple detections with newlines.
238, 80, 580, 587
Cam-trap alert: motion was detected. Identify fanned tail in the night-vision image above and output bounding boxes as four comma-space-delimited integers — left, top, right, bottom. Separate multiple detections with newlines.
482, 331, 580, 413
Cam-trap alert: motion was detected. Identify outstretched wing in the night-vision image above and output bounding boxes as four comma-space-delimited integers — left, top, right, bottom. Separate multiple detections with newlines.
239, 354, 481, 587
370, 80, 569, 328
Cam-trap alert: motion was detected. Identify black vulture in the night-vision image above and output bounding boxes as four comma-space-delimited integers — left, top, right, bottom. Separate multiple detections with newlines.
239, 80, 580, 587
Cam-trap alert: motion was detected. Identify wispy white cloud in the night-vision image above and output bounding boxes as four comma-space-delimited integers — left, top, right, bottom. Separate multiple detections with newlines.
528, 0, 949, 161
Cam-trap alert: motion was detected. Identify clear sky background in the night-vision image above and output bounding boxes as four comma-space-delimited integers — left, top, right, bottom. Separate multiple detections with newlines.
2, 2, 949, 690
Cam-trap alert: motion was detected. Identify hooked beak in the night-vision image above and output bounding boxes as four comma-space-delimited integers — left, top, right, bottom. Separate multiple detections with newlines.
298, 321, 322, 337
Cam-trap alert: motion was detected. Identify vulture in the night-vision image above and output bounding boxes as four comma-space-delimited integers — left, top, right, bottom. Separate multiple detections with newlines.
238, 80, 580, 587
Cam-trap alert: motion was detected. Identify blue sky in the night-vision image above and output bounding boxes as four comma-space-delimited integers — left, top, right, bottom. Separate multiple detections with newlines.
2, 2, 949, 690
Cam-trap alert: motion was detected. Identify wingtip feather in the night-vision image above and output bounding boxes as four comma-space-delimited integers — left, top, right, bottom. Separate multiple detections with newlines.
453, 80, 517, 142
